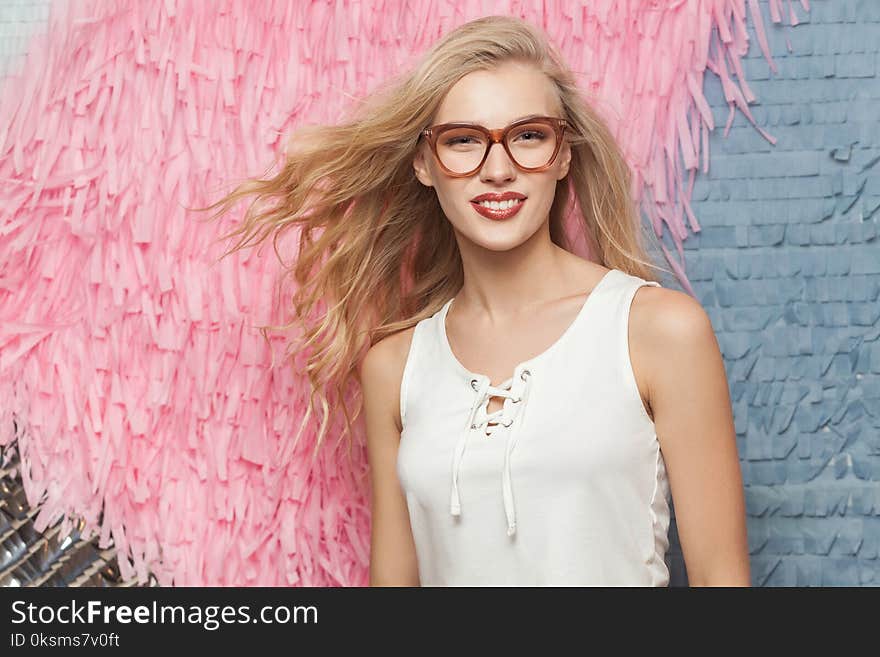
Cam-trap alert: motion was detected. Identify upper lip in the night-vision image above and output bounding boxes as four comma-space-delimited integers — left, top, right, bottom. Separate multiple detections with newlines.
470, 192, 526, 203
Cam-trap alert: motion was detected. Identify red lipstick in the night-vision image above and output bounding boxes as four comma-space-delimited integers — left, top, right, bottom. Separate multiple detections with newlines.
469, 192, 526, 221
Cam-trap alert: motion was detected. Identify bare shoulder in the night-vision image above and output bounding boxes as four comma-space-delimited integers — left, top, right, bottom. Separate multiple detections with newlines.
360, 325, 418, 433
632, 285, 713, 337
628, 285, 716, 419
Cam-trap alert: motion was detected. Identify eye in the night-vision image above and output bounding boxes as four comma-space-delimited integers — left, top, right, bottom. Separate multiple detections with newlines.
445, 135, 478, 146
514, 130, 547, 142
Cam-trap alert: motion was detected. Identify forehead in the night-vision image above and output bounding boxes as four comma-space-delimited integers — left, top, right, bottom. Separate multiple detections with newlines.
433, 62, 559, 126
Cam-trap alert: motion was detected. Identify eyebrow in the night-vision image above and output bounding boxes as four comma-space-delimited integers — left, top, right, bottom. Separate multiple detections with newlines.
441, 113, 547, 125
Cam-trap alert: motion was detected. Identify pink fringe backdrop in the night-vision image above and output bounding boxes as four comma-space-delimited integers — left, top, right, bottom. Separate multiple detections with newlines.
0, 0, 805, 585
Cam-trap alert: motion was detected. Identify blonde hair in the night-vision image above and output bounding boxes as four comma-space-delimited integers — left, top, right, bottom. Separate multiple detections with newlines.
195, 15, 667, 464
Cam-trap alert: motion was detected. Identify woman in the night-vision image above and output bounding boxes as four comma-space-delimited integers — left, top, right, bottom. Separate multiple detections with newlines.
207, 16, 750, 586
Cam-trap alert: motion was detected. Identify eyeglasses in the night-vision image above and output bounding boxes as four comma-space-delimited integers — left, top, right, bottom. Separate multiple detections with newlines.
419, 116, 570, 177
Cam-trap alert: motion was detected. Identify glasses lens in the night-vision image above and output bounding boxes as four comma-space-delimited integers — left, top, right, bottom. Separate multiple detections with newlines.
435, 122, 558, 174
507, 122, 558, 169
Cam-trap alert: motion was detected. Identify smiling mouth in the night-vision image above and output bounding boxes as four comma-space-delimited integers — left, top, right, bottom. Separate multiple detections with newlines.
469, 198, 526, 220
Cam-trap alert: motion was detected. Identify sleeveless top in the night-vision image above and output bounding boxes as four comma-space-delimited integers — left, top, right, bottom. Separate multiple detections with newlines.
395, 268, 672, 586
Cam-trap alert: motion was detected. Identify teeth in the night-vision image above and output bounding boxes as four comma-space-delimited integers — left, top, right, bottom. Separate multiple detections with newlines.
476, 198, 523, 210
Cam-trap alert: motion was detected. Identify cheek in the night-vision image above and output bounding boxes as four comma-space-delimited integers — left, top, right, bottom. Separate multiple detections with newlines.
432, 183, 467, 217
523, 182, 556, 214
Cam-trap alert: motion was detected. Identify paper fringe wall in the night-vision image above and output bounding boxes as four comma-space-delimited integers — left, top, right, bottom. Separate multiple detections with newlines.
0, 0, 805, 585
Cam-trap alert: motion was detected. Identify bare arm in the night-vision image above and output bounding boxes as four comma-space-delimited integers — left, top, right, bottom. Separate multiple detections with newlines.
634, 287, 751, 586
359, 334, 421, 586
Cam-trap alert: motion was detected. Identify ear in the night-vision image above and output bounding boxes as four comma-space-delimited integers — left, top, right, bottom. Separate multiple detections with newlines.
556, 141, 572, 181
413, 143, 434, 188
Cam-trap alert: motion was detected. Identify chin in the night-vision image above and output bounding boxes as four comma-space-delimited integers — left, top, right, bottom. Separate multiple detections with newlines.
469, 227, 532, 252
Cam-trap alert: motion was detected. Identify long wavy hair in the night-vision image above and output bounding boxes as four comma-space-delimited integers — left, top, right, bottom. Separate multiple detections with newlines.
196, 15, 667, 464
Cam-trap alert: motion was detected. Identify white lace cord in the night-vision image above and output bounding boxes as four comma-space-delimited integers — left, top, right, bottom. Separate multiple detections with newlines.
480, 382, 522, 432
450, 377, 490, 517
502, 370, 533, 537
451, 377, 524, 519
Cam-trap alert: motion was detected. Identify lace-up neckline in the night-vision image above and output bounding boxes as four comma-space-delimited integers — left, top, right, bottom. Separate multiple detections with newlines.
438, 269, 617, 537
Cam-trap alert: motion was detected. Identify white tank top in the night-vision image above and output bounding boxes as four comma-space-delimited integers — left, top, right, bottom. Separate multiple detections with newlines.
395, 268, 672, 586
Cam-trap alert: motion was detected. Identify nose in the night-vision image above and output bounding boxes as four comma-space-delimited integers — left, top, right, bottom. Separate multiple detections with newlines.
479, 141, 517, 182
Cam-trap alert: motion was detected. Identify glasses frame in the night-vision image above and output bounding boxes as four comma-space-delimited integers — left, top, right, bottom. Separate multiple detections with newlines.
419, 116, 570, 177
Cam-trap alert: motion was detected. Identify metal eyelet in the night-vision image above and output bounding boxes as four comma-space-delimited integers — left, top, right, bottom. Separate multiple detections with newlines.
502, 418, 514, 427
520, 369, 531, 381
512, 396, 522, 403
470, 378, 480, 391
